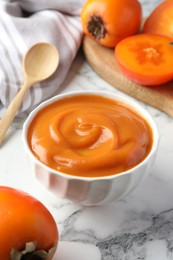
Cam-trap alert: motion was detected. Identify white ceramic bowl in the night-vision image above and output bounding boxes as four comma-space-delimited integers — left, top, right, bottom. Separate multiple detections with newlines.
22, 90, 159, 206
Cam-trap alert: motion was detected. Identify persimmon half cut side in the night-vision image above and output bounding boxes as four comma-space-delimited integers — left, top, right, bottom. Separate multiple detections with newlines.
115, 33, 173, 86
81, 0, 142, 47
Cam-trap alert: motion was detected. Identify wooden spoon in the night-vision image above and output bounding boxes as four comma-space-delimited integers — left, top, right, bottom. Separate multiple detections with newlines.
0, 42, 59, 144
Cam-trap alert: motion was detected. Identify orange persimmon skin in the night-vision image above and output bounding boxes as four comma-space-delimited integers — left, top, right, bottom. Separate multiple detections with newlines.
143, 0, 173, 39
115, 33, 173, 86
0, 186, 58, 259
81, 0, 142, 47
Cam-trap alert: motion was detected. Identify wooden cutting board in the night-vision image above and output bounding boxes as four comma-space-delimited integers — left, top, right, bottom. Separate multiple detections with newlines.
82, 36, 173, 118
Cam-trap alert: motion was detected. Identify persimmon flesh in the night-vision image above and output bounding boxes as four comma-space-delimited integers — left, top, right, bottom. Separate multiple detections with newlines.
115, 33, 173, 86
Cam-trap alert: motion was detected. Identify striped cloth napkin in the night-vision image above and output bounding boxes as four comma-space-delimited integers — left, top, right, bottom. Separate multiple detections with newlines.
0, 0, 85, 117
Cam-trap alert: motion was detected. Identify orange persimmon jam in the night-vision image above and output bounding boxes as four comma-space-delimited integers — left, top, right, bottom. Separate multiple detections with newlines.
27, 94, 153, 177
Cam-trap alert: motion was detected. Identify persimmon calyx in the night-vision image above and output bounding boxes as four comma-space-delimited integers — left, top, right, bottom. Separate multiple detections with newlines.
10, 241, 57, 260
87, 15, 107, 40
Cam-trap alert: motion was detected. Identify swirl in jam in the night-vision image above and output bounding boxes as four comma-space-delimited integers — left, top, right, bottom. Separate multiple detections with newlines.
27, 94, 153, 177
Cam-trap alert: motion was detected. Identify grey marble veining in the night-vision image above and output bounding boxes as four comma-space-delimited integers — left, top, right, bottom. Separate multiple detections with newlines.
59, 206, 173, 259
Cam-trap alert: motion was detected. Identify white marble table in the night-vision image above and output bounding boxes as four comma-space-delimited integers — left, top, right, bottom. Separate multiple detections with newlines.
1, 0, 173, 259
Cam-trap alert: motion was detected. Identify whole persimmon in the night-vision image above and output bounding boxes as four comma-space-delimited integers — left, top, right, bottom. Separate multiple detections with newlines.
81, 0, 142, 47
0, 186, 58, 260
143, 0, 173, 39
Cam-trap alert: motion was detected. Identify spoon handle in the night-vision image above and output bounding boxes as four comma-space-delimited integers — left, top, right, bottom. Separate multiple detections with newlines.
0, 80, 33, 144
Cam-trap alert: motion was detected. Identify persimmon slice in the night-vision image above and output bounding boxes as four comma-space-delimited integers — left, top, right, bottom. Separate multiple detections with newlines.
115, 33, 173, 85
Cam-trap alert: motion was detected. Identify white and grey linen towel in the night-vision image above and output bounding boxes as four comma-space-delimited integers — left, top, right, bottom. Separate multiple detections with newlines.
0, 0, 85, 116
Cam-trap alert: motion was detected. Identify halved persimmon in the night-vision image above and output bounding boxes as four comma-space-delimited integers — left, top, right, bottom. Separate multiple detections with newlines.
115, 33, 173, 86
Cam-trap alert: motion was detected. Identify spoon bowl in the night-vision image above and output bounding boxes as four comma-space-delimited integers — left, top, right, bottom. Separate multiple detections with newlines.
0, 42, 59, 144
24, 43, 59, 82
